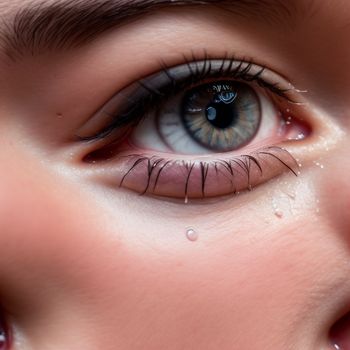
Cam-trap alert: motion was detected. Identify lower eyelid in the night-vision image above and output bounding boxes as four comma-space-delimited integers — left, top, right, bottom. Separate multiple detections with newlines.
90, 146, 299, 200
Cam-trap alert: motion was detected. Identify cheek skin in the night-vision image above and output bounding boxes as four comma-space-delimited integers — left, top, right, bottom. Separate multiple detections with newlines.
0, 139, 348, 350
0, 4, 349, 350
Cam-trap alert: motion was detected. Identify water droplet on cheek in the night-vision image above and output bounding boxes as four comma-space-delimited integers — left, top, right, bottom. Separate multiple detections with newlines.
272, 199, 284, 219
286, 192, 296, 200
313, 161, 325, 169
315, 199, 321, 214
274, 210, 284, 219
186, 229, 198, 242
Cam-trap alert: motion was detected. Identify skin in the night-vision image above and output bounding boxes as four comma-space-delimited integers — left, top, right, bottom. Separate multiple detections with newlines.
0, 0, 349, 349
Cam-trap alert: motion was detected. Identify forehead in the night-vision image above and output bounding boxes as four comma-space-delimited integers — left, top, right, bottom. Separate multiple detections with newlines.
0, 0, 349, 63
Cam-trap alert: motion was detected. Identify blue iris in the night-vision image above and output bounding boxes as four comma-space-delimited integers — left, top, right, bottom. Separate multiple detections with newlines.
182, 81, 261, 151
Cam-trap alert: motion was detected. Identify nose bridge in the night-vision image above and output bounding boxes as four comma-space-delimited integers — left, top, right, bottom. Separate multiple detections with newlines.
316, 140, 350, 244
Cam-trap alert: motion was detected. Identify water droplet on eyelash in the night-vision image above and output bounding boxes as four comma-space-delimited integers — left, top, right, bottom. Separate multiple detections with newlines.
186, 228, 198, 242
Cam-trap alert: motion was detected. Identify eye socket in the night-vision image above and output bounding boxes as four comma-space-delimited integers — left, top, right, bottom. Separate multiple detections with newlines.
79, 57, 306, 201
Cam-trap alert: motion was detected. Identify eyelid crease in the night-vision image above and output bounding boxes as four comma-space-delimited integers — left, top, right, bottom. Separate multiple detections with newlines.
77, 55, 300, 143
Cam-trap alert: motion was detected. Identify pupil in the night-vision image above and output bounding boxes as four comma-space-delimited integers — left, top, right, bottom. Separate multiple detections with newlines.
205, 96, 237, 129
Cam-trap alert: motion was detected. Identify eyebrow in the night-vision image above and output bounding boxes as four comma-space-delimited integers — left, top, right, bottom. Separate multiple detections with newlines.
0, 0, 293, 61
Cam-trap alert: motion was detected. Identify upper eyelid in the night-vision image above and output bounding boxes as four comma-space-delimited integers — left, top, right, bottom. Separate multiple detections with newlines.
76, 57, 300, 142
142, 59, 297, 101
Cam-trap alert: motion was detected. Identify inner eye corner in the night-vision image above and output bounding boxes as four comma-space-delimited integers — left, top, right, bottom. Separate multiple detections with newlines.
0, 308, 11, 350
329, 310, 350, 350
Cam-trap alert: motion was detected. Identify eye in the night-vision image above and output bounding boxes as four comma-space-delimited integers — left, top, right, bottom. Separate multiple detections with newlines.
79, 58, 307, 201
131, 81, 271, 155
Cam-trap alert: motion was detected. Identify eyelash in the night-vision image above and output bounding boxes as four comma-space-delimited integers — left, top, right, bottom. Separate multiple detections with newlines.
78, 54, 296, 143
118, 147, 299, 201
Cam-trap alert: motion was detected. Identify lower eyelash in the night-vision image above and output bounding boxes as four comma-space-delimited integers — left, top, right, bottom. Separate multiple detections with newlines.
116, 146, 299, 201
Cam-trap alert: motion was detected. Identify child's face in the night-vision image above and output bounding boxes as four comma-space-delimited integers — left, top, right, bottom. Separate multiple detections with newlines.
0, 0, 349, 349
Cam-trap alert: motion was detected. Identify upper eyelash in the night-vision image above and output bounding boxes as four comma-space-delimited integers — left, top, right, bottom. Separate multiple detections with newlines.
78, 55, 295, 142
179, 54, 291, 100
